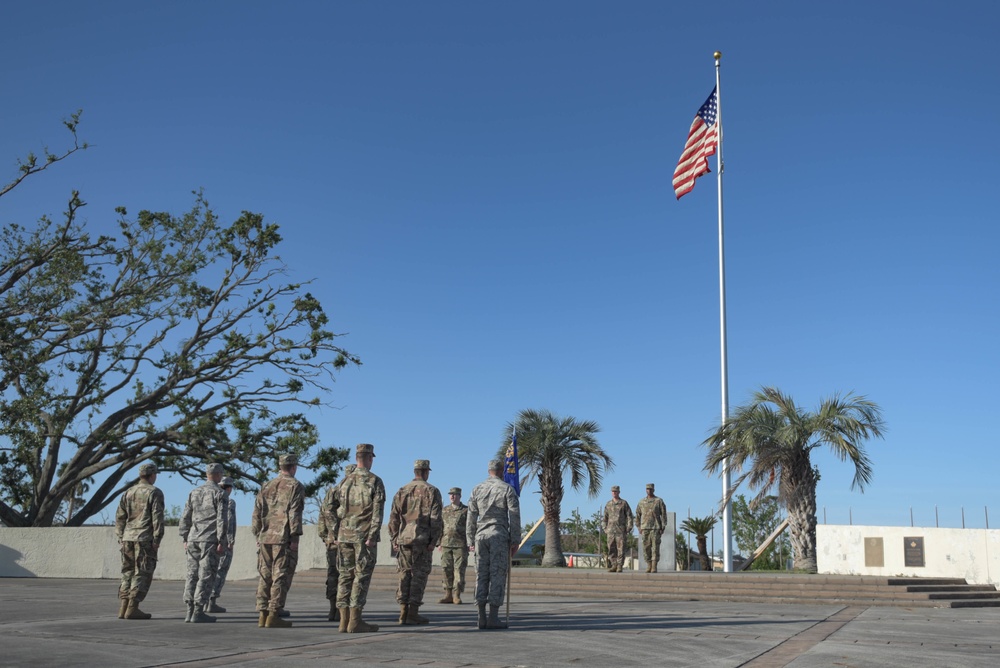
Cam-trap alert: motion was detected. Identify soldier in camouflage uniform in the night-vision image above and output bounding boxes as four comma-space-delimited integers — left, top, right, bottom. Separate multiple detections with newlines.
330, 443, 386, 634
179, 463, 229, 623
115, 462, 165, 620
635, 483, 667, 573
602, 485, 634, 572
251, 453, 305, 629
438, 486, 469, 604
467, 459, 521, 630
317, 463, 356, 622
209, 476, 237, 613
388, 459, 443, 625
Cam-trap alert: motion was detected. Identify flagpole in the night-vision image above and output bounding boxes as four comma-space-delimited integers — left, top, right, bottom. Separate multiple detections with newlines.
714, 51, 734, 573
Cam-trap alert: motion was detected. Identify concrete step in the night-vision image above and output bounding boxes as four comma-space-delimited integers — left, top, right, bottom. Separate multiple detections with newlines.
295, 567, 1000, 608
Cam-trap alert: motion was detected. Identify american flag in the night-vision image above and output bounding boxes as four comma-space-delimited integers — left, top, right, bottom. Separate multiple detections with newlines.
672, 88, 719, 199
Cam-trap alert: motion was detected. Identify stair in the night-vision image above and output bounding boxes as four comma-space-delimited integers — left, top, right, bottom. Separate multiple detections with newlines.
294, 567, 1000, 608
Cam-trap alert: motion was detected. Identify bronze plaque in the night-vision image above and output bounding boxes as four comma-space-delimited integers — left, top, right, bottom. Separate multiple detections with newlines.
864, 537, 884, 567
903, 536, 925, 567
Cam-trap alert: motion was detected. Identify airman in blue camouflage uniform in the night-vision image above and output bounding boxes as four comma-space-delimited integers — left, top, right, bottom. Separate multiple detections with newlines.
467, 459, 520, 630
179, 463, 228, 623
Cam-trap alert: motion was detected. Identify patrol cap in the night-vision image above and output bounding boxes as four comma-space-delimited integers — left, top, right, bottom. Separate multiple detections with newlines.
414, 459, 431, 470
356, 443, 376, 457
646, 483, 655, 490
221, 476, 234, 487
611, 485, 620, 492
139, 462, 158, 476
488, 458, 503, 472
278, 453, 298, 467
448, 487, 461, 496
206, 463, 225, 476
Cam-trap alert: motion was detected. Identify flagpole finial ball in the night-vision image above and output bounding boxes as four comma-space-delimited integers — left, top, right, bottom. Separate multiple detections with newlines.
714, 51, 722, 60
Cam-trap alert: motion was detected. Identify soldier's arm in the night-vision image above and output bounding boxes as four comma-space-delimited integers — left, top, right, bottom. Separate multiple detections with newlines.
179, 496, 192, 542
114, 494, 127, 541
289, 481, 305, 539
507, 487, 522, 549
367, 479, 386, 545
216, 490, 228, 546
251, 492, 263, 539
466, 495, 478, 551
657, 500, 667, 531
625, 502, 634, 533
429, 488, 444, 549
317, 490, 330, 542
152, 489, 165, 547
387, 490, 401, 544
228, 500, 236, 547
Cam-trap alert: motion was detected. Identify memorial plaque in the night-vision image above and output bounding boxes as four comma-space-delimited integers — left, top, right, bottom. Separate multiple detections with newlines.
903, 536, 925, 567
864, 536, 884, 567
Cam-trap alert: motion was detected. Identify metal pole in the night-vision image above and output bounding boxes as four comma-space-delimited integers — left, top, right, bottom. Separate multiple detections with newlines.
713, 50, 733, 574
849, 507, 852, 526
962, 507, 965, 529
823, 507, 827, 524
910, 507, 914, 527
935, 506, 939, 528
986, 506, 990, 530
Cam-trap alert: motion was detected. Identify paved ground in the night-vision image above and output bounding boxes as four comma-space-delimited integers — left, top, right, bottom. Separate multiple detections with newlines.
2, 578, 999, 667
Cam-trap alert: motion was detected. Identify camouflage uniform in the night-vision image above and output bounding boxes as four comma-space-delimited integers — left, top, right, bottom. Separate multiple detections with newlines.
318, 464, 357, 607
115, 466, 165, 605
635, 484, 667, 572
602, 487, 634, 572
388, 461, 443, 613
251, 457, 305, 614
331, 449, 386, 611
179, 465, 228, 610
467, 470, 521, 608
440, 488, 469, 598
211, 484, 237, 601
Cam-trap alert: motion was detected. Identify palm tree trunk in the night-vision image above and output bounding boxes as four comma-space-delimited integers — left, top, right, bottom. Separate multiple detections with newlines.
540, 468, 566, 567
785, 460, 818, 573
696, 536, 712, 571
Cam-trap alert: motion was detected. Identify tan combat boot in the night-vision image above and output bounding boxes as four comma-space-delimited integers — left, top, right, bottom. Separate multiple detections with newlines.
118, 598, 129, 619
265, 609, 293, 628
651, 563, 658, 573
398, 604, 409, 625
453, 590, 462, 604
347, 607, 379, 633
645, 563, 652, 573
405, 604, 429, 625
258, 611, 268, 627
438, 590, 454, 604
123, 599, 151, 620
338, 607, 350, 632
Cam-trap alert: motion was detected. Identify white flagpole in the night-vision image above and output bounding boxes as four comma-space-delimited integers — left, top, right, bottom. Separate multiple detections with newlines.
714, 51, 734, 573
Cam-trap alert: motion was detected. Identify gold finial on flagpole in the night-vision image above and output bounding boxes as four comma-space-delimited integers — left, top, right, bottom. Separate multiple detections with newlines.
714, 51, 722, 61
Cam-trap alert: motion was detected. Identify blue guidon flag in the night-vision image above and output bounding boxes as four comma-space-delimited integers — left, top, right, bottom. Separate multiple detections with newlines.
504, 431, 520, 496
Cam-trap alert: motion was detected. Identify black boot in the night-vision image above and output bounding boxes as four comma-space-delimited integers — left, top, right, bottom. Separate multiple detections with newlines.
477, 603, 487, 630
486, 604, 507, 629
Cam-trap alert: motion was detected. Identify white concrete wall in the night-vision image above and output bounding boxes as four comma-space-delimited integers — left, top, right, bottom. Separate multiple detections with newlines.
817, 524, 1000, 586
0, 525, 419, 580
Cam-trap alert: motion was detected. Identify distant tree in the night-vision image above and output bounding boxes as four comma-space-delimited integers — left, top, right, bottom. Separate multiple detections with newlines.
163, 505, 183, 527
674, 531, 690, 571
732, 494, 789, 570
0, 121, 361, 527
500, 409, 613, 567
703, 386, 885, 572
681, 516, 718, 571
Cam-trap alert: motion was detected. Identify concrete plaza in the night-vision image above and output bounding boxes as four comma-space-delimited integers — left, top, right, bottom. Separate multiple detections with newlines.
2, 577, 998, 667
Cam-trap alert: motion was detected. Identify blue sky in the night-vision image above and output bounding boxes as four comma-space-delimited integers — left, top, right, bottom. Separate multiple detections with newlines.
2, 2, 998, 539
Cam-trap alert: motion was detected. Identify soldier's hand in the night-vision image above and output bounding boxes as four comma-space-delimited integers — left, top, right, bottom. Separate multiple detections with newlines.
509, 545, 517, 557
469, 545, 475, 553
290, 540, 299, 552
216, 543, 225, 555
183, 541, 188, 551
426, 544, 434, 553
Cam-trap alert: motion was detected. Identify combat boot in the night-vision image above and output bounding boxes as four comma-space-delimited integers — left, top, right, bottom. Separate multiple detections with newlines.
398, 604, 409, 625
185, 602, 195, 622
208, 598, 226, 613
486, 604, 507, 629
276, 609, 291, 618
117, 598, 128, 619
265, 610, 293, 628
477, 603, 487, 629
123, 599, 151, 620
258, 611, 268, 627
338, 607, 350, 633
347, 607, 379, 633
438, 590, 454, 604
651, 563, 658, 573
328, 599, 339, 622
453, 590, 462, 605
606, 564, 615, 572
405, 604, 429, 625
190, 605, 216, 623
645, 563, 652, 573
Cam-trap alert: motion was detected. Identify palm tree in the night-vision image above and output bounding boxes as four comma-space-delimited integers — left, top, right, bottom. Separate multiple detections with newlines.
703, 386, 886, 573
681, 516, 718, 571
500, 409, 613, 567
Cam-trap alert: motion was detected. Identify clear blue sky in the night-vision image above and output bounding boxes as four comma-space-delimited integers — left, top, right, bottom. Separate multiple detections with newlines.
2, 2, 998, 538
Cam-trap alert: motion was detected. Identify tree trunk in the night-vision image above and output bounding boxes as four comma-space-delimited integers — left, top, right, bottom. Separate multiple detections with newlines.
539, 465, 566, 567
696, 535, 712, 571
784, 459, 818, 573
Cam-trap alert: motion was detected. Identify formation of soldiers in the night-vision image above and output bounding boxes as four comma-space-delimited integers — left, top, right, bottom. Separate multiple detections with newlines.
601, 482, 668, 572
114, 445, 523, 632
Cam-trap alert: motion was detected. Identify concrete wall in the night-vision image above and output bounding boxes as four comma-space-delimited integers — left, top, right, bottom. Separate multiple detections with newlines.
817, 524, 1000, 586
0, 525, 420, 580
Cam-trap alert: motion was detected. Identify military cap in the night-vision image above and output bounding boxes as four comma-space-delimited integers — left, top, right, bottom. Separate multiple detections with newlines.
414, 459, 431, 470
611, 485, 620, 492
488, 458, 503, 472
221, 476, 234, 487
646, 483, 655, 490
448, 487, 461, 496
278, 453, 298, 466
206, 462, 225, 476
356, 443, 376, 457
139, 462, 158, 476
